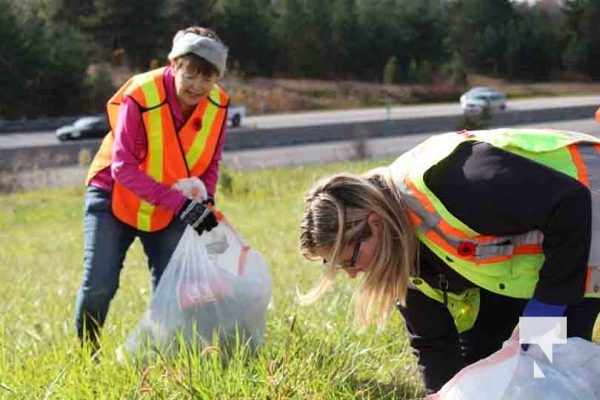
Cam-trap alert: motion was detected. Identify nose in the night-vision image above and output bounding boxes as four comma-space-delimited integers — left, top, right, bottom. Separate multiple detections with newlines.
193, 77, 213, 94
345, 269, 358, 279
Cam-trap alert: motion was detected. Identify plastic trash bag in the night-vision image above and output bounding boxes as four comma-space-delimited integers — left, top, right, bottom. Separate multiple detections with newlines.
428, 337, 600, 400
117, 213, 272, 363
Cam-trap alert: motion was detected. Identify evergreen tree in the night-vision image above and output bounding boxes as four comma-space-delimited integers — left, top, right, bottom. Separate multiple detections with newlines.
383, 56, 398, 84
449, 51, 467, 86
447, 0, 514, 75
331, 0, 363, 78
213, 0, 275, 76
87, 0, 166, 70
0, 0, 88, 118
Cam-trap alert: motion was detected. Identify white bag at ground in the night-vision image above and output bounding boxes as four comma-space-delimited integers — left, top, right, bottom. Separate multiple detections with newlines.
428, 337, 600, 400
118, 215, 272, 362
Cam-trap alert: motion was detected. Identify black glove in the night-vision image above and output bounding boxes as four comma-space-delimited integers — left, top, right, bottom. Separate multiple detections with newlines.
178, 199, 218, 235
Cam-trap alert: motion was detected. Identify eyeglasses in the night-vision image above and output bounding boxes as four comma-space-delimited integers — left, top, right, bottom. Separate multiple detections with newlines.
323, 240, 362, 269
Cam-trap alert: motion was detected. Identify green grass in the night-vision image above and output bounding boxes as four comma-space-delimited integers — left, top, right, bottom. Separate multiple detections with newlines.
0, 159, 598, 399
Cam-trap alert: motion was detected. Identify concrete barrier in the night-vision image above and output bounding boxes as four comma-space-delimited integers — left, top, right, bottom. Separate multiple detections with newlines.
0, 141, 100, 172
0, 116, 80, 133
1, 104, 597, 172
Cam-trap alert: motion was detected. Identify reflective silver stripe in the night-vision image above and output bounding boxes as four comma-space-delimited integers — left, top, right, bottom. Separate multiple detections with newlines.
192, 207, 211, 228
401, 176, 544, 260
474, 231, 544, 258
579, 144, 600, 266
573, 144, 600, 295
180, 200, 197, 219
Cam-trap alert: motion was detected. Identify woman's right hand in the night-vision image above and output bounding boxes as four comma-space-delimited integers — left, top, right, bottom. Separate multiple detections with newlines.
178, 199, 218, 235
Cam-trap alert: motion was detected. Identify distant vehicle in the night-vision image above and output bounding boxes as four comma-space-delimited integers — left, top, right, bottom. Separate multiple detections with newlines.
228, 105, 246, 128
460, 87, 507, 115
55, 115, 109, 141
56, 104, 245, 142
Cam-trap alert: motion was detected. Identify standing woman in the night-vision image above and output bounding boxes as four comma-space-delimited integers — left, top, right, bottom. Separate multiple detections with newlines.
299, 129, 600, 394
75, 26, 230, 350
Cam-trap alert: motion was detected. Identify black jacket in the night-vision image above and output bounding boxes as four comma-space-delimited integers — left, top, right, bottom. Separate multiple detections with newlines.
416, 140, 591, 304
398, 139, 593, 394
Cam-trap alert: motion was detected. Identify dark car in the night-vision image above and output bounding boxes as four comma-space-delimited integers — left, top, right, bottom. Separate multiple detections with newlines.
55, 115, 110, 141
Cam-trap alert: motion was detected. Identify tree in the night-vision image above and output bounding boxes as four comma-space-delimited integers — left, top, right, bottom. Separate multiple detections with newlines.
162, 0, 219, 54
86, 0, 166, 70
273, 0, 323, 77
562, 36, 588, 72
355, 0, 400, 80
417, 60, 432, 83
398, 0, 448, 66
446, 0, 514, 75
331, 0, 363, 78
504, 19, 520, 79
0, 0, 34, 117
383, 56, 398, 84
578, 0, 600, 78
407, 59, 419, 82
0, 0, 88, 118
474, 26, 502, 75
303, 0, 334, 78
34, 23, 90, 115
213, 0, 275, 76
448, 51, 467, 86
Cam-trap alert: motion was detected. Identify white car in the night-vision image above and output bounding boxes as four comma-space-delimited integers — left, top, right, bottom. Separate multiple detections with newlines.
460, 87, 507, 115
228, 105, 246, 128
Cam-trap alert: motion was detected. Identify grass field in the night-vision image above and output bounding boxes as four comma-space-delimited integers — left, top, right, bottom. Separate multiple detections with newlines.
1, 159, 598, 399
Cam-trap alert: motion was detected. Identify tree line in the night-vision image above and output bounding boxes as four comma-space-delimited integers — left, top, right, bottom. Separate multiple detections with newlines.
2, 0, 600, 119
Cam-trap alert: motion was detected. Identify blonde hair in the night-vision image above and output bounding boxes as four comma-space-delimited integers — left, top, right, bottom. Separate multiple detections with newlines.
299, 169, 418, 328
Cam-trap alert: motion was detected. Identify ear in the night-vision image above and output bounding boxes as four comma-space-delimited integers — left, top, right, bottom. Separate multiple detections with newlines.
367, 212, 384, 235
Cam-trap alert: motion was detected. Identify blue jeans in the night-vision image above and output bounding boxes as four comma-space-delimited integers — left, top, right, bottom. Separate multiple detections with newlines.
74, 186, 186, 344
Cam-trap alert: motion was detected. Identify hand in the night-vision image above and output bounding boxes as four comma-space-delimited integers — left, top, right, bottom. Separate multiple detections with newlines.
520, 298, 567, 351
172, 177, 208, 202
178, 199, 218, 235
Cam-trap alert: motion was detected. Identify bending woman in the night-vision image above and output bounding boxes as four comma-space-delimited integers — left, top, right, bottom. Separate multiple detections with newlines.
299, 128, 600, 394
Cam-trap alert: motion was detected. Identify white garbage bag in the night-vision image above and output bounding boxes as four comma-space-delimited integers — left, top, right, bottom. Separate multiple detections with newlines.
428, 337, 600, 400
118, 214, 272, 363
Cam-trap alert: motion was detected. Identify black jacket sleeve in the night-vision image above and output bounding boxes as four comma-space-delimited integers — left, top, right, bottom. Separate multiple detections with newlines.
423, 141, 591, 304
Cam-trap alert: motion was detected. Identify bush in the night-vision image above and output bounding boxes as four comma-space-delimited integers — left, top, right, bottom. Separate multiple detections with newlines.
86, 64, 115, 112
383, 56, 399, 84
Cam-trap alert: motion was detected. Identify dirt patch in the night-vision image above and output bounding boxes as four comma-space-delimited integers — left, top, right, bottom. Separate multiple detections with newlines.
220, 76, 463, 114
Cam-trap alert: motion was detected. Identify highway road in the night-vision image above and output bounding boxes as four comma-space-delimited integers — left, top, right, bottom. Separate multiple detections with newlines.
241, 94, 600, 128
6, 117, 599, 193
223, 117, 600, 170
2, 95, 599, 149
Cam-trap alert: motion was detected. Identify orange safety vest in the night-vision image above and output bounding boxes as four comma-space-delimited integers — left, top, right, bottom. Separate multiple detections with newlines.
390, 129, 600, 300
86, 67, 229, 232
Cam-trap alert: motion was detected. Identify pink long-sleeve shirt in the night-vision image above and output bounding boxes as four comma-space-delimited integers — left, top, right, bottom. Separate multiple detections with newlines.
89, 66, 227, 214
